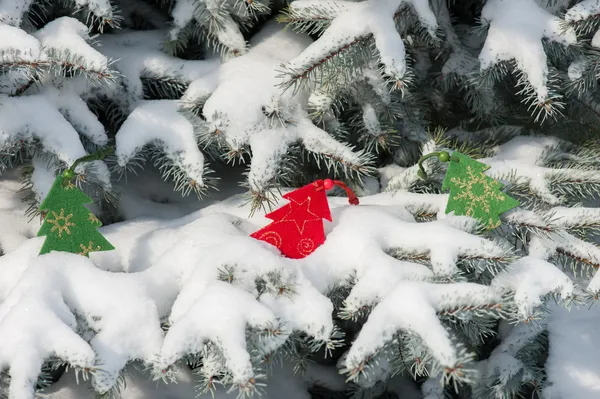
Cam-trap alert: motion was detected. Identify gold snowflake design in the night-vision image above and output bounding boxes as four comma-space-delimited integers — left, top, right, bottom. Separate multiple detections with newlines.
78, 241, 101, 256
46, 209, 75, 237
88, 213, 100, 225
450, 165, 507, 217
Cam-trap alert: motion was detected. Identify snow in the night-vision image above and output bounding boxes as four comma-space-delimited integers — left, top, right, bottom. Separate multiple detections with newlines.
45, 360, 344, 399
0, 184, 528, 397
1, 3, 600, 398
115, 100, 206, 186
201, 22, 364, 193
287, 0, 437, 83
544, 304, 600, 399
0, 95, 89, 166
0, 0, 34, 26
169, 0, 247, 54
99, 30, 220, 106
0, 24, 42, 60
479, 0, 577, 104
565, 0, 600, 22
0, 171, 39, 254
34, 17, 108, 71
73, 0, 114, 19
491, 257, 574, 320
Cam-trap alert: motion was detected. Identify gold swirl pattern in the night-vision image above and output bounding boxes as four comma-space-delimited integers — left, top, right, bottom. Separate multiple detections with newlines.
259, 231, 282, 248
297, 238, 315, 256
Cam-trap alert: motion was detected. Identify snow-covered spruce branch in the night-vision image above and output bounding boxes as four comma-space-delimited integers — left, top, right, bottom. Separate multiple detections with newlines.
0, 0, 120, 29
0, 190, 556, 397
0, 94, 109, 178
484, 137, 600, 206
187, 23, 374, 208
0, 18, 118, 199
114, 100, 215, 198
0, 18, 117, 96
306, 61, 424, 155
278, 0, 439, 92
97, 30, 221, 110
477, 0, 577, 121
504, 208, 600, 291
475, 321, 549, 397
564, 0, 600, 39
388, 135, 600, 209
167, 0, 270, 56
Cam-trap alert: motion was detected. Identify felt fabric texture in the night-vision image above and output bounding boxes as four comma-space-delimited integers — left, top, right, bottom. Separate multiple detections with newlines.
37, 175, 115, 256
442, 152, 520, 229
251, 180, 333, 259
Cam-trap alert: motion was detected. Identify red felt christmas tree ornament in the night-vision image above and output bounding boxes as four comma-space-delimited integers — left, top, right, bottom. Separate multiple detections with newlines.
251, 179, 359, 259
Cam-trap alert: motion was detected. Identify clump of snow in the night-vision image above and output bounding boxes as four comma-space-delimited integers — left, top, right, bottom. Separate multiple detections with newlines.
344, 281, 501, 370
0, 0, 35, 26
168, 0, 247, 55
34, 17, 107, 71
0, 24, 42, 60
115, 100, 206, 186
565, 0, 600, 22
73, 0, 114, 20
478, 321, 542, 396
99, 30, 220, 107
479, 0, 576, 103
286, 0, 438, 83
0, 171, 40, 254
492, 257, 574, 320
201, 22, 365, 193
41, 85, 108, 146
568, 58, 589, 81
0, 95, 89, 166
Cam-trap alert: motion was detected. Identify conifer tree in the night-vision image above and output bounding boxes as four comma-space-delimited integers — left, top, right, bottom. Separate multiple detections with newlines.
0, 1, 599, 399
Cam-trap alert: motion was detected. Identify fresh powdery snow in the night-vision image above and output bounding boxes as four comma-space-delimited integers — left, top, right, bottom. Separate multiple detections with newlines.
544, 304, 600, 399
479, 0, 577, 104
0, 137, 594, 399
98, 29, 220, 107
287, 0, 437, 83
115, 100, 206, 187
198, 22, 364, 193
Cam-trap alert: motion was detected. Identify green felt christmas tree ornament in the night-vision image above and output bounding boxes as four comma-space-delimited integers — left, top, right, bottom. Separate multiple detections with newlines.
37, 147, 115, 256
418, 151, 520, 229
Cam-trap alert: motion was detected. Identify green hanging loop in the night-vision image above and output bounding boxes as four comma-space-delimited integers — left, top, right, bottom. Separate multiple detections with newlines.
62, 146, 114, 184
417, 151, 459, 179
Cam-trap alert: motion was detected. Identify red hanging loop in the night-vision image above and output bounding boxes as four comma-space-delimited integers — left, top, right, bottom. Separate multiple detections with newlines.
322, 178, 359, 205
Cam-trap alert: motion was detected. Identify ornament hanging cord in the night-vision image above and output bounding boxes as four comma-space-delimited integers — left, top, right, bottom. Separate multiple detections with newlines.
417, 151, 460, 179
62, 146, 114, 184
316, 178, 360, 205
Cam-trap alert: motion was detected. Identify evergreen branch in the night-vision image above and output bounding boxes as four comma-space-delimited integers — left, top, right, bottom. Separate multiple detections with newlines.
278, 7, 411, 93
278, 35, 375, 93
1, 53, 118, 92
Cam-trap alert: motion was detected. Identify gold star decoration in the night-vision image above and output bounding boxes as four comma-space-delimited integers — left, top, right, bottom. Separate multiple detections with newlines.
78, 241, 101, 256
279, 197, 321, 234
46, 209, 75, 237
